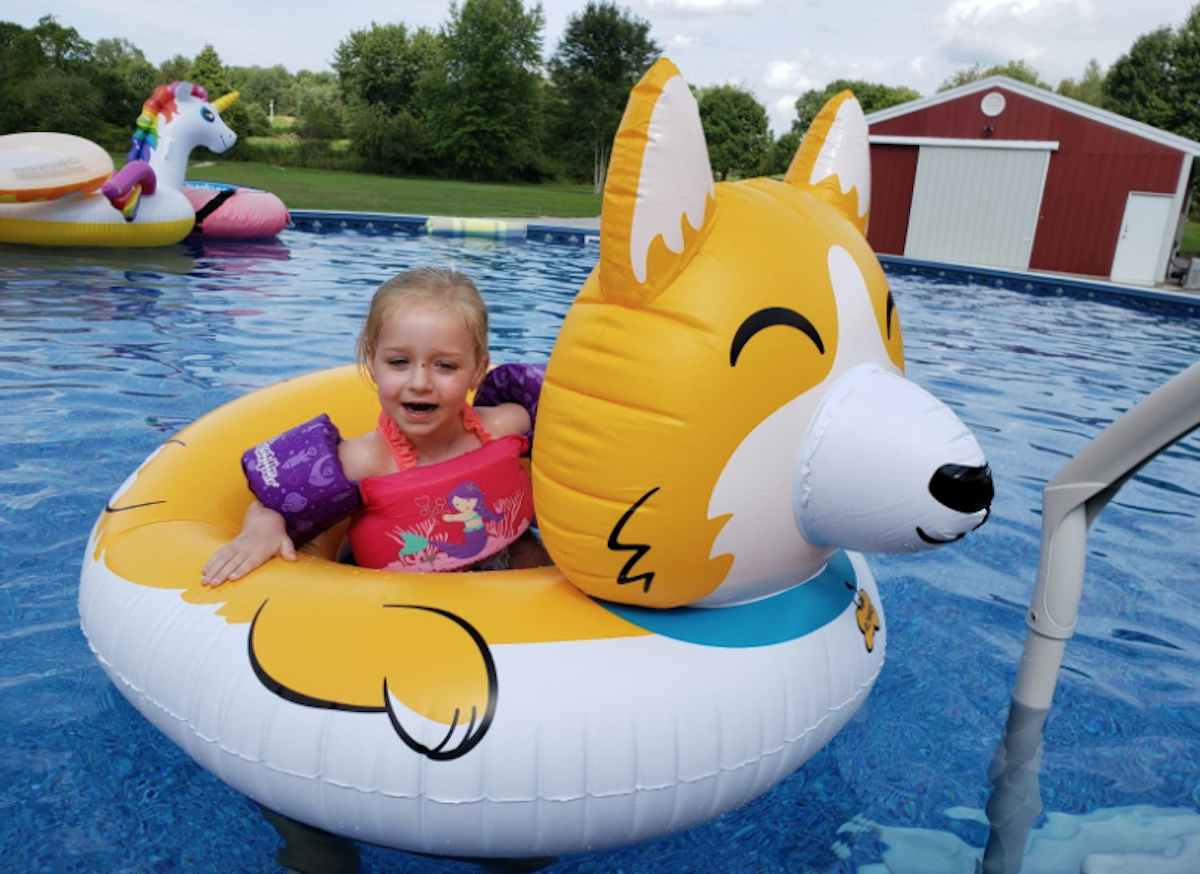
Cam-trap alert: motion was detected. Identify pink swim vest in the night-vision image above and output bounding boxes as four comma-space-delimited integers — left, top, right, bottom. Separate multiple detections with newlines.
347, 408, 534, 572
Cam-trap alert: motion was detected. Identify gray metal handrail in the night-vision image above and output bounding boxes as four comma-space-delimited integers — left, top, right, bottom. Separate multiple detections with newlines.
981, 359, 1200, 874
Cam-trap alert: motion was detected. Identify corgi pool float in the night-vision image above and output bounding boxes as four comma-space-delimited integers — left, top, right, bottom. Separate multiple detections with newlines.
79, 59, 993, 859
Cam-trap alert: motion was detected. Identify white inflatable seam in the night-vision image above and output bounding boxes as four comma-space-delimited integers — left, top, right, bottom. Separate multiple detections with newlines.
94, 654, 882, 804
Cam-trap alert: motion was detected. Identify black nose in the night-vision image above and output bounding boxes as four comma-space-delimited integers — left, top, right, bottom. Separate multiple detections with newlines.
929, 463, 994, 514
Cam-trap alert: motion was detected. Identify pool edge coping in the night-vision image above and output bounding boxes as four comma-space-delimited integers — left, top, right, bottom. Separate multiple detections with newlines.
286, 210, 1200, 313
879, 254, 1200, 312
288, 209, 599, 247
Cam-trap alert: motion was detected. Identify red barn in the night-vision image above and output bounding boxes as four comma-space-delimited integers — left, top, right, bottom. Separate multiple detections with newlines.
866, 76, 1200, 286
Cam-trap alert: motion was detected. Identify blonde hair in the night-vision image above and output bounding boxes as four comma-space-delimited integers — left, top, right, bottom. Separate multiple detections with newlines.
356, 267, 489, 376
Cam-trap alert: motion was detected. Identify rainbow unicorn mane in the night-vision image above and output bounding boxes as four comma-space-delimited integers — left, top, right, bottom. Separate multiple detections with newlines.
127, 82, 210, 164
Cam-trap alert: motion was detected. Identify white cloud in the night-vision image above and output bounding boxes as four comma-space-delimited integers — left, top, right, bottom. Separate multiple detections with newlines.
667, 34, 695, 49
645, 0, 765, 15
908, 56, 927, 78
765, 58, 815, 91
843, 58, 887, 78
935, 0, 1094, 68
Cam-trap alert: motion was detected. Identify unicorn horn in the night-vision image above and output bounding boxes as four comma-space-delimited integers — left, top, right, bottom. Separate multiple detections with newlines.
212, 91, 239, 113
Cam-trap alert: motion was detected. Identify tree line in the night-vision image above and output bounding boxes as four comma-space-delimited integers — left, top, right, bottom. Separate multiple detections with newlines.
3, 2, 1200, 187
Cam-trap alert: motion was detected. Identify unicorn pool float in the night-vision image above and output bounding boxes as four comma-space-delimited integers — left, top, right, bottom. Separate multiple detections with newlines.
79, 60, 994, 861
0, 81, 288, 247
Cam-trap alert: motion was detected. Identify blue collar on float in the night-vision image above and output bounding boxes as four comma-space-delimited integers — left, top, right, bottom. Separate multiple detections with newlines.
599, 550, 860, 648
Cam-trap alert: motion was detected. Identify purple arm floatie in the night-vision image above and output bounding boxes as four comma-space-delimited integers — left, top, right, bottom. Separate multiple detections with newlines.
241, 414, 363, 546
473, 363, 546, 444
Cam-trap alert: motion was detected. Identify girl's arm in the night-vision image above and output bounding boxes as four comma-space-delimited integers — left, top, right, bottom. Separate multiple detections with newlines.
202, 432, 376, 587
201, 500, 295, 586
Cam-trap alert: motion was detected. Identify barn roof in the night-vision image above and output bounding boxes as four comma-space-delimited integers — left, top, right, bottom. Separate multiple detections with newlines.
866, 75, 1200, 157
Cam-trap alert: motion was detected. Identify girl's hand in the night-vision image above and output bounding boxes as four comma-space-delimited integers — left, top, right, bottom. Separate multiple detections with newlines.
201, 502, 296, 586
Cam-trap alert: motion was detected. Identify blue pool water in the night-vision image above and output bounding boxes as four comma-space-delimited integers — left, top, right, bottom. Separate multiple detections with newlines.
2, 231, 1198, 873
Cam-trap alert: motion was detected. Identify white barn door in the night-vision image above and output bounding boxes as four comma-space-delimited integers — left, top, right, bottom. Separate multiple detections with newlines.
1110, 192, 1174, 286
905, 146, 1050, 269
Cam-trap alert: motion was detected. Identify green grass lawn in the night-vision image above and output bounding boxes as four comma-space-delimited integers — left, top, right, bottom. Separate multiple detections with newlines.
1182, 221, 1200, 257
184, 160, 602, 218
125, 154, 1200, 251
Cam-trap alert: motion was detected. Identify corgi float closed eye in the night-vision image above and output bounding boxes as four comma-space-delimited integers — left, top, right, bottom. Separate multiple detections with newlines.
81, 58, 991, 861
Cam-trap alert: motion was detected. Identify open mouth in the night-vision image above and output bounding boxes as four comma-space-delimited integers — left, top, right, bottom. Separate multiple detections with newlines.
403, 402, 438, 418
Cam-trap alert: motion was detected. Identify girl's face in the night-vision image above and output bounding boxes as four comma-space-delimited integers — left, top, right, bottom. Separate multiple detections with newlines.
451, 495, 477, 512
368, 301, 487, 442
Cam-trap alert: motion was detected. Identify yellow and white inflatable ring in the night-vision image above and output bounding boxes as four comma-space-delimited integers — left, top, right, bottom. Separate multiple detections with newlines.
79, 365, 885, 858
80, 56, 995, 859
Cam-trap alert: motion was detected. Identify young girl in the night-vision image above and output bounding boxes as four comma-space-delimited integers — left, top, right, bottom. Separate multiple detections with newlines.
201, 267, 546, 586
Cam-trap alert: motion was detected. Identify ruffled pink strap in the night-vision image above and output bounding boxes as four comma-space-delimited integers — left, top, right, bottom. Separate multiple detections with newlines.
376, 406, 495, 472
376, 412, 419, 471
461, 404, 495, 444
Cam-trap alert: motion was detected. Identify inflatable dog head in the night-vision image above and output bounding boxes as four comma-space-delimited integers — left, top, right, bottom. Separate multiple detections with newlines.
533, 59, 992, 608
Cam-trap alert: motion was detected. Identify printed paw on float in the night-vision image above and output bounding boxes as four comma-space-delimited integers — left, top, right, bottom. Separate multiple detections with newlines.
79, 58, 993, 859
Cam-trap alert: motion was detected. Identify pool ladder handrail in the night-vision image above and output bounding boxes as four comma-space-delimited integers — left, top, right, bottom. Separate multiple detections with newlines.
980, 359, 1200, 874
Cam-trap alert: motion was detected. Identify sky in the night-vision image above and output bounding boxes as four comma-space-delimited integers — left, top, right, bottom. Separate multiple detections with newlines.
12, 0, 1197, 135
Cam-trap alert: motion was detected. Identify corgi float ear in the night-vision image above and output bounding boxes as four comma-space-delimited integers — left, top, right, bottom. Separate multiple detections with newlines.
784, 91, 871, 235
600, 58, 718, 307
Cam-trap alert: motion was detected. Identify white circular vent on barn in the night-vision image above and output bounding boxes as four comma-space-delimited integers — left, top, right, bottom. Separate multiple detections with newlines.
981, 92, 1007, 117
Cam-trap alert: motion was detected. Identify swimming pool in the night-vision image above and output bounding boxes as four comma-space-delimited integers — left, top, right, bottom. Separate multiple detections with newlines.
2, 230, 1198, 873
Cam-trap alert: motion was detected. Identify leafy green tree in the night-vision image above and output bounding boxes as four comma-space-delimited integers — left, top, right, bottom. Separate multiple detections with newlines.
94, 38, 157, 91
697, 84, 770, 180
1102, 27, 1177, 131
1057, 58, 1106, 106
239, 102, 271, 137
0, 21, 24, 49
791, 79, 919, 134
296, 83, 345, 142
0, 25, 41, 133
159, 54, 192, 83
334, 22, 440, 112
421, 0, 546, 181
297, 101, 343, 142
228, 64, 296, 118
189, 44, 232, 95
349, 102, 429, 173
29, 15, 92, 71
92, 37, 159, 136
766, 129, 802, 177
1, 27, 44, 83
1169, 3, 1200, 140
0, 18, 107, 139
334, 23, 440, 174
19, 71, 104, 136
295, 100, 344, 162
938, 59, 1051, 92
545, 1, 659, 190
298, 84, 343, 120
290, 70, 339, 117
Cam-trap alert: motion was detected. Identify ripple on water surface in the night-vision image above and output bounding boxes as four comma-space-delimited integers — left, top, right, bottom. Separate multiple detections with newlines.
1, 234, 1198, 872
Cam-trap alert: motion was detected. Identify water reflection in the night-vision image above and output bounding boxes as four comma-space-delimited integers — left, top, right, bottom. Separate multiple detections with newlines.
0, 236, 1197, 873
